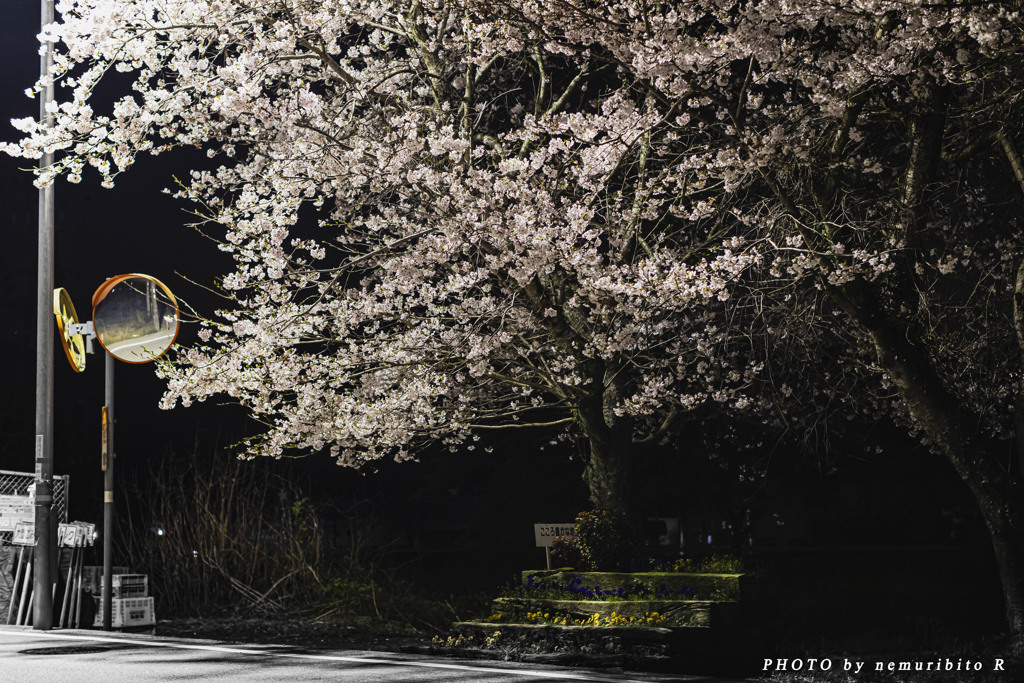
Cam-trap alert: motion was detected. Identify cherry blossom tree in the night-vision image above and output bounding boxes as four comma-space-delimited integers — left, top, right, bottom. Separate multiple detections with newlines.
6, 0, 1024, 643
5, 0, 762, 516
521, 0, 1024, 643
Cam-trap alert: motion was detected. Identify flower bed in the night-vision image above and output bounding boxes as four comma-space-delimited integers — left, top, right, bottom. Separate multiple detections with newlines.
518, 570, 748, 601
490, 597, 737, 627
485, 609, 670, 627
435, 567, 775, 675
437, 620, 675, 659
509, 574, 703, 600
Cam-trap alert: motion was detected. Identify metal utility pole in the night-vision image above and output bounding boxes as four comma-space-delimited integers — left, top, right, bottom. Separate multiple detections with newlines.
102, 354, 115, 630
33, 0, 56, 630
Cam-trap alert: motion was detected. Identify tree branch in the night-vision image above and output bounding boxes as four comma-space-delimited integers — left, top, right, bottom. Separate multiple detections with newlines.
533, 44, 549, 117
636, 406, 684, 446
898, 83, 946, 249
467, 417, 574, 430
733, 55, 755, 129
944, 126, 999, 165
545, 68, 589, 117
998, 130, 1024, 482
997, 130, 1024, 195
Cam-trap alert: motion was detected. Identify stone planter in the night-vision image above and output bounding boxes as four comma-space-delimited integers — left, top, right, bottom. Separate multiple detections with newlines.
491, 597, 739, 627
491, 569, 777, 673
438, 569, 777, 675
521, 569, 754, 600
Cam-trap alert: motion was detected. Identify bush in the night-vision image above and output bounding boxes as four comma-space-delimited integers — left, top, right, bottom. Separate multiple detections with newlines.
644, 554, 746, 573
550, 509, 636, 571
114, 445, 456, 630
675, 554, 745, 574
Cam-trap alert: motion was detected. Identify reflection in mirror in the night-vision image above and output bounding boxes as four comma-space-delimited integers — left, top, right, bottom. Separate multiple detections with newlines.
93, 275, 179, 363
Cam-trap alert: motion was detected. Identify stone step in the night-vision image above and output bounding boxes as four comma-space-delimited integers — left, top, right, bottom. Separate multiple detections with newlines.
490, 597, 734, 627
453, 620, 675, 649
450, 620, 776, 675
520, 569, 751, 601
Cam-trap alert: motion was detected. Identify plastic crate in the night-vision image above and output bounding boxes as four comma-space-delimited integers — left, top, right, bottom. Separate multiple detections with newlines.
111, 574, 148, 598
81, 566, 129, 594
93, 596, 155, 628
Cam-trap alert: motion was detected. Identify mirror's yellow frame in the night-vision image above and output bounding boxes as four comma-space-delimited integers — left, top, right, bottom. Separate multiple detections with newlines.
53, 287, 86, 373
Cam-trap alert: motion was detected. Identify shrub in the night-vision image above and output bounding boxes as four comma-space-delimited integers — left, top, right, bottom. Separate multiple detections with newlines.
671, 554, 745, 574
642, 554, 745, 573
550, 509, 636, 571
115, 445, 457, 630
509, 575, 701, 600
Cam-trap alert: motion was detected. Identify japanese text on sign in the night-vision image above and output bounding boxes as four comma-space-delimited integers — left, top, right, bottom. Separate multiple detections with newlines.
534, 523, 576, 547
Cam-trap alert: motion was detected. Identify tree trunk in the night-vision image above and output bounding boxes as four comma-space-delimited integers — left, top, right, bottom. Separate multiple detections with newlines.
582, 424, 634, 512
575, 382, 635, 513
835, 282, 1024, 646
1013, 257, 1024, 485
810, 87, 1024, 645
972, 481, 1024, 647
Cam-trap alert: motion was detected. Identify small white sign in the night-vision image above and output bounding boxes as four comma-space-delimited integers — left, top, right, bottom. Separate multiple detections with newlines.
12, 522, 35, 546
58, 522, 97, 547
0, 494, 35, 532
534, 522, 576, 547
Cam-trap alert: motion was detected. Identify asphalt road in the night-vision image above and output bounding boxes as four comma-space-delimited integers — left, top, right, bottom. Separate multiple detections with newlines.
0, 627, 742, 682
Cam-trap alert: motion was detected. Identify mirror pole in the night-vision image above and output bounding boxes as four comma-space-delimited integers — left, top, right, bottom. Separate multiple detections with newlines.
102, 352, 115, 631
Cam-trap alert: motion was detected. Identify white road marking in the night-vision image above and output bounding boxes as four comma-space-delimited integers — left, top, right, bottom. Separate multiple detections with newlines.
0, 628, 681, 682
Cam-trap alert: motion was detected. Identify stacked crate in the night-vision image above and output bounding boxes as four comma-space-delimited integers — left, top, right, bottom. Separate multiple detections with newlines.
91, 572, 155, 628
81, 566, 127, 595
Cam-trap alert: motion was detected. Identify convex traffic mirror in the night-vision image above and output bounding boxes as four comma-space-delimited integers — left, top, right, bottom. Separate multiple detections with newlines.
92, 274, 179, 363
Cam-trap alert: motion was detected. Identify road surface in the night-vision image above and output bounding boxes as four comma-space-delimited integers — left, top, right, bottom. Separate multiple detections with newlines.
0, 627, 742, 682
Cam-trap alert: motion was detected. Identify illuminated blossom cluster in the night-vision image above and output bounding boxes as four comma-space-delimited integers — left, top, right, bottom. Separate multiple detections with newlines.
5, 0, 1023, 507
